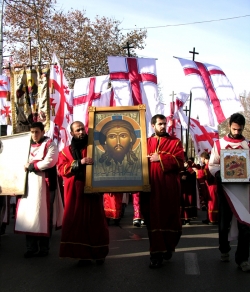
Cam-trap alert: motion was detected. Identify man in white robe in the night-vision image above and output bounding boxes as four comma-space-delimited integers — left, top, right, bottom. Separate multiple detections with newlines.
209, 113, 250, 272
15, 122, 59, 258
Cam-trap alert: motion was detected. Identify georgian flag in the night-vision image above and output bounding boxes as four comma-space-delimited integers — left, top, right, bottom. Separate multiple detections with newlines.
73, 75, 110, 133
49, 53, 73, 150
108, 56, 164, 137
0, 75, 11, 125
175, 57, 243, 127
178, 110, 218, 156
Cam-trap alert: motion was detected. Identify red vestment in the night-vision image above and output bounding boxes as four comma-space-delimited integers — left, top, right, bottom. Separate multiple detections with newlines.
205, 164, 219, 223
132, 192, 144, 221
57, 146, 109, 260
103, 193, 123, 219
141, 135, 184, 254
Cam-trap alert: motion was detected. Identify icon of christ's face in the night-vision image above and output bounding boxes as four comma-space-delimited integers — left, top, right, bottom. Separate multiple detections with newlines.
105, 126, 132, 163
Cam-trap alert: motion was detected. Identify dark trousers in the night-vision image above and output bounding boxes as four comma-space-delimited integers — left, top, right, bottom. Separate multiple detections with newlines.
218, 185, 250, 264
26, 191, 55, 253
0, 196, 6, 229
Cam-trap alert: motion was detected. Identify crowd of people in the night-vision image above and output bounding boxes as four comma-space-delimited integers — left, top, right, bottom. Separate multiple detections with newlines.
0, 113, 250, 272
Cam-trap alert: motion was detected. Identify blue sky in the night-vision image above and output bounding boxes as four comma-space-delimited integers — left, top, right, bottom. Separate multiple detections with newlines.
58, 0, 250, 103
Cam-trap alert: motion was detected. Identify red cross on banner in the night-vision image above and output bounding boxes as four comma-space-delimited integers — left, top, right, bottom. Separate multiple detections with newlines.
0, 105, 11, 117
109, 58, 157, 105
49, 66, 70, 128
190, 118, 218, 147
183, 62, 226, 123
73, 77, 102, 130
73, 78, 101, 106
0, 80, 8, 86
0, 77, 9, 98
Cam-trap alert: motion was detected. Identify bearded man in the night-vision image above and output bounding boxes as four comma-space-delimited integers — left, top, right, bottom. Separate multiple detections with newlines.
57, 121, 109, 265
140, 114, 184, 268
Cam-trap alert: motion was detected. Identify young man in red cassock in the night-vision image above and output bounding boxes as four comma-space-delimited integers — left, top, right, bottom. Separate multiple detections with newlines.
57, 121, 109, 265
141, 114, 184, 268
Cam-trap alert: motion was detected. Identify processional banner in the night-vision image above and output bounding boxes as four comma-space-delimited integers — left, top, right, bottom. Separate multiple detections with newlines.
10, 67, 50, 134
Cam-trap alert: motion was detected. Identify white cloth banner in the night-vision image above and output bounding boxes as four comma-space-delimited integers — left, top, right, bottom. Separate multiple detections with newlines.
108, 56, 164, 137
177, 110, 218, 156
73, 75, 109, 132
49, 53, 73, 150
175, 57, 243, 127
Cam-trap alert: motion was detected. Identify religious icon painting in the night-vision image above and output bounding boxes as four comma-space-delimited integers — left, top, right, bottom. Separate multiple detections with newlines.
220, 149, 250, 183
84, 105, 150, 193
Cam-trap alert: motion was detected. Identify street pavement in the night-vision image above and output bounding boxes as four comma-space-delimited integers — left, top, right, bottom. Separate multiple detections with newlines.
1, 203, 250, 292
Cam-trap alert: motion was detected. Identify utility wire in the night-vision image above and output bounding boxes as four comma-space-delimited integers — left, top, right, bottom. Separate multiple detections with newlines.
121, 14, 250, 31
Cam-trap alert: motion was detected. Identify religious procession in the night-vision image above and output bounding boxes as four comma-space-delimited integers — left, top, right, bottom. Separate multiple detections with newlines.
1, 1, 250, 291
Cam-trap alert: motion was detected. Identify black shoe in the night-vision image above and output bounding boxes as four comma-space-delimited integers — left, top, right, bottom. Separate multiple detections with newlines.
133, 219, 141, 227
77, 260, 92, 267
163, 251, 172, 260
201, 205, 207, 211
24, 251, 37, 258
114, 219, 121, 226
37, 250, 49, 257
149, 259, 163, 269
202, 219, 210, 224
96, 259, 105, 265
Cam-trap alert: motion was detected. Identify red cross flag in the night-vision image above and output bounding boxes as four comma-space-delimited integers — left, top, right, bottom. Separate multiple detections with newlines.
108, 56, 164, 136
178, 109, 219, 156
0, 75, 11, 125
73, 75, 110, 133
175, 57, 243, 127
49, 53, 73, 150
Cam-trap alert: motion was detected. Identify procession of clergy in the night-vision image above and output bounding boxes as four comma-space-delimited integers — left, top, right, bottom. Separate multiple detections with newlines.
1, 112, 250, 272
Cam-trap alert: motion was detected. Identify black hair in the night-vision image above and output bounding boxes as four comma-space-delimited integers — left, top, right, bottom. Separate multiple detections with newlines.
151, 114, 166, 125
229, 113, 245, 127
30, 122, 44, 131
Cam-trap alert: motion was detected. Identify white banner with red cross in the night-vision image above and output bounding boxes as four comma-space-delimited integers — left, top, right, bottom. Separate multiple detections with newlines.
175, 57, 243, 127
108, 56, 164, 137
0, 75, 11, 125
73, 75, 110, 133
49, 53, 73, 150
177, 109, 219, 156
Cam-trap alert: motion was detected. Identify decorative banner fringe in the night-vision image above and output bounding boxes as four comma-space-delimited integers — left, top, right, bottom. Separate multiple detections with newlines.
7, 115, 11, 125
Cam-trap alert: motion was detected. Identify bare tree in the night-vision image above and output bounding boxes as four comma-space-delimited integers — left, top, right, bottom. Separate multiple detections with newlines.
3, 0, 147, 86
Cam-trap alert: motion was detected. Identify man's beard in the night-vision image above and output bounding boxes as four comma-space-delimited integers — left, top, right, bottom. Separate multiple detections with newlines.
229, 130, 242, 139
155, 128, 167, 137
72, 134, 88, 149
107, 145, 129, 164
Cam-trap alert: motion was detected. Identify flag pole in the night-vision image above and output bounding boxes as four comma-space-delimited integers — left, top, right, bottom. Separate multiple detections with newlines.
186, 47, 199, 156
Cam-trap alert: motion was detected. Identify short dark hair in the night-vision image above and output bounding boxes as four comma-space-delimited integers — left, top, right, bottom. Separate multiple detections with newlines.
30, 122, 44, 131
200, 151, 210, 160
229, 113, 245, 127
151, 114, 166, 125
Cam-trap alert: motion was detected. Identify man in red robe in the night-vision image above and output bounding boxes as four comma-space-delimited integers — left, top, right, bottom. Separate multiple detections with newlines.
57, 121, 109, 265
141, 114, 184, 268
